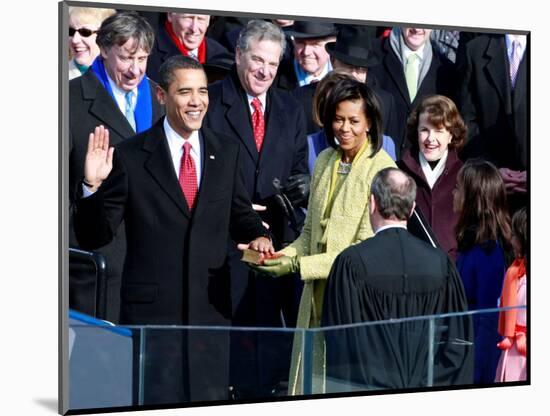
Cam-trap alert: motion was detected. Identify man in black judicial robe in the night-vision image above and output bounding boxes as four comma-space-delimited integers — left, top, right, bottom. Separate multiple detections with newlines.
322, 168, 473, 391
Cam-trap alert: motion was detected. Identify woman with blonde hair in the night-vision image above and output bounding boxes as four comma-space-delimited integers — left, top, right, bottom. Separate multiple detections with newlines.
68, 7, 116, 79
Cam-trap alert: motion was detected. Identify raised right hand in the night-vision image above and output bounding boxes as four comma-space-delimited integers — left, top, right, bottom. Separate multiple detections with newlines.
84, 125, 114, 191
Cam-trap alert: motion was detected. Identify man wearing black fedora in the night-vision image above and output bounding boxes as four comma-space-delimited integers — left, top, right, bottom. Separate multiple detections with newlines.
275, 20, 337, 91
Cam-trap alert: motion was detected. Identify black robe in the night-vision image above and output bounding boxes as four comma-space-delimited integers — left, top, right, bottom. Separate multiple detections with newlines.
321, 228, 474, 392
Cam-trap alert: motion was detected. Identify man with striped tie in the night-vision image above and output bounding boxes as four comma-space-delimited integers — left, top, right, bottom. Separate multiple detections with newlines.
457, 33, 528, 211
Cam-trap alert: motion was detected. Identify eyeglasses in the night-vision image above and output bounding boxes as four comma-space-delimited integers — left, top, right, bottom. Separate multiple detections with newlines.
69, 27, 98, 38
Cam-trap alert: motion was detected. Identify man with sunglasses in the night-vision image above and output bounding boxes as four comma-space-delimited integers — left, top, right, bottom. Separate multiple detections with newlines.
69, 11, 164, 322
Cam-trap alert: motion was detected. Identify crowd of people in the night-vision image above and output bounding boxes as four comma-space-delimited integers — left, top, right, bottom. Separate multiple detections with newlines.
67, 7, 529, 405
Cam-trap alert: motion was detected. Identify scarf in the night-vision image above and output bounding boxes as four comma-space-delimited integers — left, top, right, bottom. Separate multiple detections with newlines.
73, 59, 89, 75
389, 28, 433, 93
164, 19, 207, 63
90, 57, 153, 133
419, 149, 448, 189
498, 257, 527, 337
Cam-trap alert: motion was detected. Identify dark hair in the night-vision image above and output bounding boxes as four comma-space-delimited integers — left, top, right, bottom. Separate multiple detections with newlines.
406, 95, 467, 153
455, 159, 512, 250
512, 207, 527, 258
322, 78, 383, 157
158, 55, 205, 91
312, 72, 353, 127
371, 167, 417, 221
96, 11, 155, 54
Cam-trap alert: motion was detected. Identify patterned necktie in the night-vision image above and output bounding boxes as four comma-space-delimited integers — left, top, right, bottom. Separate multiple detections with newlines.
509, 40, 521, 89
251, 97, 265, 152
125, 90, 136, 132
405, 53, 419, 101
179, 142, 198, 209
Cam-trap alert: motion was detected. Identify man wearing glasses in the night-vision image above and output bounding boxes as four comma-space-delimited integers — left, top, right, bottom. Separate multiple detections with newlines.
69, 11, 164, 322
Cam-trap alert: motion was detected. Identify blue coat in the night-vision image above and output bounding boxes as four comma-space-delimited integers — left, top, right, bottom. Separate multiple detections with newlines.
457, 241, 506, 384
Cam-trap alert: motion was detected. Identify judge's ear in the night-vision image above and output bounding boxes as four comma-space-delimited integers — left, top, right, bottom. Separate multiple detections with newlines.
369, 194, 377, 215
408, 201, 416, 219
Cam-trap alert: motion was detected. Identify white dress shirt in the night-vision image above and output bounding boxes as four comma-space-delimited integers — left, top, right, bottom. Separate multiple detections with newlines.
106, 74, 138, 115
164, 117, 202, 188
246, 93, 267, 117
505, 34, 527, 63
403, 42, 426, 77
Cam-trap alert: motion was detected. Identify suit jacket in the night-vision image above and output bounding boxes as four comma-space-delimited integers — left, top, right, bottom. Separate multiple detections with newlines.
205, 70, 309, 246
370, 37, 455, 158
68, 70, 164, 321
457, 34, 527, 170
322, 227, 473, 390
146, 23, 230, 83
74, 120, 266, 402
280, 144, 395, 394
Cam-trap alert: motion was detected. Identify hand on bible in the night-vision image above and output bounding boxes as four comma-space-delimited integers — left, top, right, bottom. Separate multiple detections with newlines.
84, 125, 114, 191
238, 236, 274, 255
252, 255, 299, 277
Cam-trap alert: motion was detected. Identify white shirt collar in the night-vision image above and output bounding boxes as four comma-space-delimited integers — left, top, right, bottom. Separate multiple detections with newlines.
404, 42, 425, 61
163, 117, 202, 186
247, 93, 267, 114
375, 224, 408, 234
505, 34, 527, 58
106, 73, 138, 113
164, 117, 201, 152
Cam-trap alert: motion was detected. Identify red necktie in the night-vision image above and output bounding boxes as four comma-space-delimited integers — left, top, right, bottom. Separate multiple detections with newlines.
251, 98, 265, 152
179, 141, 198, 209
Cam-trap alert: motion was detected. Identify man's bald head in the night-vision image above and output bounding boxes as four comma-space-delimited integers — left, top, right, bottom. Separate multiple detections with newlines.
371, 168, 417, 221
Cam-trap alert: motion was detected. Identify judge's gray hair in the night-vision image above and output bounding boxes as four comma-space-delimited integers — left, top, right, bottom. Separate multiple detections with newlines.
236, 20, 286, 60
371, 168, 416, 221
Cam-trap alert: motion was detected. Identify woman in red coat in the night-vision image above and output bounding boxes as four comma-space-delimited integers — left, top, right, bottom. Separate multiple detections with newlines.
397, 95, 466, 260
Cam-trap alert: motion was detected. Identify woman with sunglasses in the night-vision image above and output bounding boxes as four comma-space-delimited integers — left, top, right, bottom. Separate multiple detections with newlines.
68, 7, 115, 79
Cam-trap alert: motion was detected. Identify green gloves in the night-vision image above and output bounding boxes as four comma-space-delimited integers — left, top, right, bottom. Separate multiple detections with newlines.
252, 255, 299, 277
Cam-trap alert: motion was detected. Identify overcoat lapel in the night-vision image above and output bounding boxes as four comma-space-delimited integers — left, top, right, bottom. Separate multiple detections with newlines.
221, 77, 259, 163
81, 72, 136, 140
143, 121, 191, 218
192, 128, 224, 221
485, 36, 513, 116
383, 42, 411, 105
259, 91, 285, 165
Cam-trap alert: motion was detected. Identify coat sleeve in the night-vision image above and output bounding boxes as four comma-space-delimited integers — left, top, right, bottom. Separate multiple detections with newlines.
433, 257, 474, 386
74, 148, 128, 250
229, 145, 269, 243
456, 41, 481, 149
289, 99, 309, 178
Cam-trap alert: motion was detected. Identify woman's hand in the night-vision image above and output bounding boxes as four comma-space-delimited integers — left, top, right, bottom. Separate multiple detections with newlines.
516, 332, 527, 356
497, 336, 513, 350
251, 255, 299, 277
